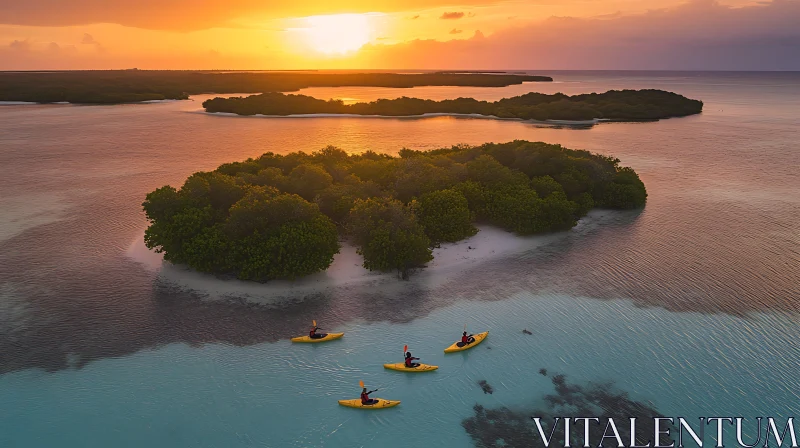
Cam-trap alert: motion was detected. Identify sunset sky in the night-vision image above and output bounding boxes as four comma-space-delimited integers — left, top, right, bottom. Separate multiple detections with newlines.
2, 0, 798, 70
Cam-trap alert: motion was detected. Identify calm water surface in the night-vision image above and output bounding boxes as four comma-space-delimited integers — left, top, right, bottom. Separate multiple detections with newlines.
0, 72, 798, 447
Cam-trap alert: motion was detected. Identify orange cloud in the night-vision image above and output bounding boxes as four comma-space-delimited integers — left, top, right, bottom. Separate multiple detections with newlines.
440, 11, 465, 19
1, 0, 798, 70
0, 0, 496, 31
358, 0, 800, 70
9, 39, 31, 51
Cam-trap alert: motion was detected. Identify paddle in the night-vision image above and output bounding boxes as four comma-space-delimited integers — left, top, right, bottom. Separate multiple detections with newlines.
359, 380, 378, 393
403, 344, 408, 355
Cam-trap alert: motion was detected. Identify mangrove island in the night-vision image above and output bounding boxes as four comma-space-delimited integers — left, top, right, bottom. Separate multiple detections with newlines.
0, 70, 550, 104
203, 89, 703, 122
142, 141, 647, 281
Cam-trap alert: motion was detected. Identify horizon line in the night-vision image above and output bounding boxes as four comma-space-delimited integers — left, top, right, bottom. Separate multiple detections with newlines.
3, 69, 800, 73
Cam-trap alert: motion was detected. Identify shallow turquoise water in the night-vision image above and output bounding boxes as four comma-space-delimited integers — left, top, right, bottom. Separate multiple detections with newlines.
3, 293, 799, 447
1, 71, 798, 447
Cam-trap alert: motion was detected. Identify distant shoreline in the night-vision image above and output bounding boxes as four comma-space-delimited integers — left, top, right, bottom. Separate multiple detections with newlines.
0, 71, 551, 105
0, 99, 181, 106
201, 110, 609, 126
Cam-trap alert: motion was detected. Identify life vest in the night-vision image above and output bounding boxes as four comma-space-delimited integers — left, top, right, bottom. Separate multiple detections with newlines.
360, 392, 369, 403
462, 335, 469, 343
405, 357, 413, 367
309, 328, 316, 337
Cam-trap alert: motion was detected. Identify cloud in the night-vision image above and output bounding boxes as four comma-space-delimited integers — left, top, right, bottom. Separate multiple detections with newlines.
449, 28, 463, 34
593, 11, 622, 19
42, 41, 78, 56
9, 39, 30, 51
410, 15, 420, 20
440, 11, 465, 19
0, 0, 499, 31
360, 0, 800, 70
3, 0, 798, 70
80, 33, 104, 52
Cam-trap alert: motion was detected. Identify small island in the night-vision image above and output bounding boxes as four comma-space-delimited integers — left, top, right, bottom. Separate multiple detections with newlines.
203, 89, 703, 121
0, 71, 551, 104
143, 141, 647, 281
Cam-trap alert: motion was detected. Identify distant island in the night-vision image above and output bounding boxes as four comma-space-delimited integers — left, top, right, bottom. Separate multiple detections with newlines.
0, 71, 551, 104
203, 89, 703, 121
142, 141, 647, 281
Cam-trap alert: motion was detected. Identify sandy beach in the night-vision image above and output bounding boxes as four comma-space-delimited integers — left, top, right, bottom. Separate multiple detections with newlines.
125, 210, 615, 305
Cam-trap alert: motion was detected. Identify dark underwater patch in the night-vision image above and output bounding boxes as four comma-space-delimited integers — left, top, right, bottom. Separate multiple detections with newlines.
462, 372, 674, 448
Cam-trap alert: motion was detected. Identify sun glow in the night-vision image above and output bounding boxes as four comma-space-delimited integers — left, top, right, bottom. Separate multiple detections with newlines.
302, 13, 373, 54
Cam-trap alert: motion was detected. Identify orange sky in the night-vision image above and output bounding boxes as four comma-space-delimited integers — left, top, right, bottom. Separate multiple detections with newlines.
1, 0, 798, 70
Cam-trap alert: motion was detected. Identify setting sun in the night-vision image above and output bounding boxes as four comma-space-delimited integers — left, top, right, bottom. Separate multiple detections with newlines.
302, 13, 374, 55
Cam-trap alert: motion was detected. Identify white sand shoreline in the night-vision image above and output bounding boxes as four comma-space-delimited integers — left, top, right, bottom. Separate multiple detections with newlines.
125, 211, 613, 305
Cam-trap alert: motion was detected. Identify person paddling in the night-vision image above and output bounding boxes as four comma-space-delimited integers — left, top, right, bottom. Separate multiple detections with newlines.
360, 387, 378, 405
404, 351, 420, 368
309, 324, 327, 339
459, 331, 475, 347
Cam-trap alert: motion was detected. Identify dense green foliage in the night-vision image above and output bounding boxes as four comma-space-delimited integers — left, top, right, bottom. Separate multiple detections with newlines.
203, 89, 703, 121
143, 173, 340, 281
348, 198, 434, 279
0, 71, 549, 104
143, 140, 647, 281
414, 189, 477, 244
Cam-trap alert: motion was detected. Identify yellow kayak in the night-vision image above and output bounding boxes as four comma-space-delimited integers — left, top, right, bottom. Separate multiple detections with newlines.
443, 331, 489, 353
383, 363, 439, 372
290, 332, 344, 343
338, 398, 401, 409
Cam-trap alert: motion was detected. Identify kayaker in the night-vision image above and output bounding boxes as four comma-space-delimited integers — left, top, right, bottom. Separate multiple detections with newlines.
360, 387, 378, 405
309, 325, 327, 339
459, 331, 475, 347
404, 351, 420, 368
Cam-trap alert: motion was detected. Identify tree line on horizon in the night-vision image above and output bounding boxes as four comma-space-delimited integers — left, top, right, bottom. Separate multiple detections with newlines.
0, 71, 550, 104
202, 89, 703, 121
142, 141, 647, 281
